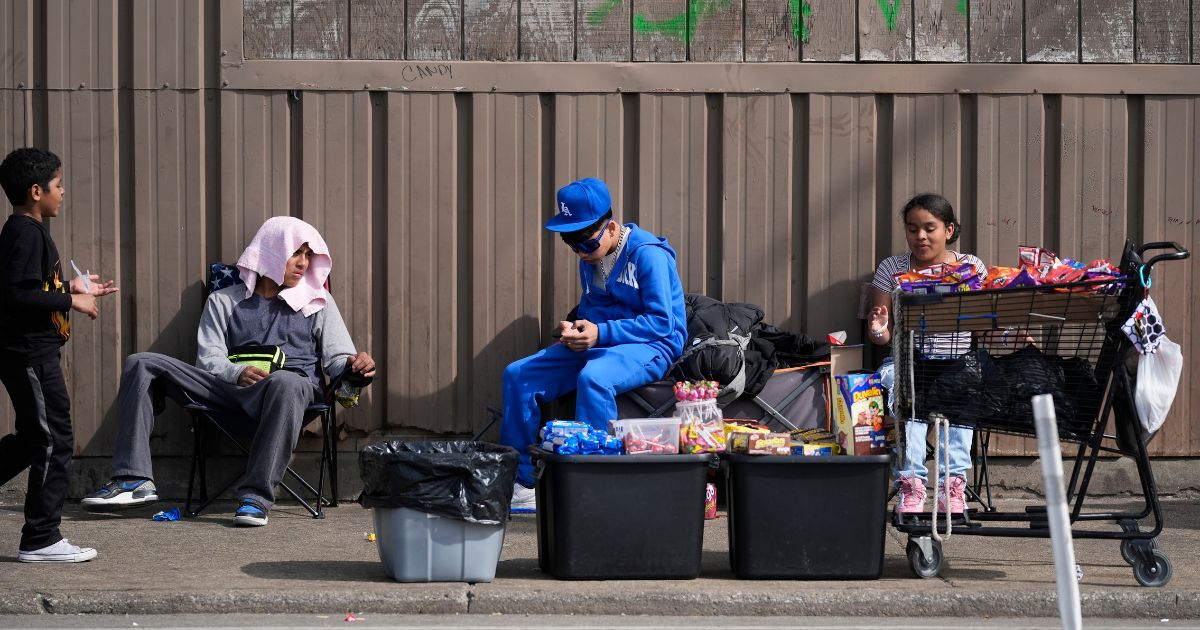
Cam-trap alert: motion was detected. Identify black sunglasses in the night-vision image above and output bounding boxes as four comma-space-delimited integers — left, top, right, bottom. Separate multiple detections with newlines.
562, 221, 611, 254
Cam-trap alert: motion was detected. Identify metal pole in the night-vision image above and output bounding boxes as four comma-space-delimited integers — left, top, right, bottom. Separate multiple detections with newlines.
1033, 394, 1082, 630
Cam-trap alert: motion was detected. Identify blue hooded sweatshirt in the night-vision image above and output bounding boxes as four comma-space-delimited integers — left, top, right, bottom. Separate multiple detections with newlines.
576, 223, 687, 362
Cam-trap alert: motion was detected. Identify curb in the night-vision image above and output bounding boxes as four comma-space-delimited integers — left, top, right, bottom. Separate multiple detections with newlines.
2, 588, 1195, 618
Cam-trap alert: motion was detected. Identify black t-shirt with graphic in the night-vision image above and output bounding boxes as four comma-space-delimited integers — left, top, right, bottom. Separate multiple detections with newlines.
0, 214, 72, 363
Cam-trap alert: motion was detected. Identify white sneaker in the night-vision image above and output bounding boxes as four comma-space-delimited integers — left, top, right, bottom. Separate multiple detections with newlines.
18, 539, 98, 563
511, 483, 536, 513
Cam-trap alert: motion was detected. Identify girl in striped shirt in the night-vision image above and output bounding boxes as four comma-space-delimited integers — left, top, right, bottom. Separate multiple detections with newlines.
868, 193, 985, 515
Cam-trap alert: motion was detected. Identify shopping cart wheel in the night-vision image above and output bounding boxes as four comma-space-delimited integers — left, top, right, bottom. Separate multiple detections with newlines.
1132, 549, 1172, 588
1120, 538, 1158, 566
906, 537, 944, 579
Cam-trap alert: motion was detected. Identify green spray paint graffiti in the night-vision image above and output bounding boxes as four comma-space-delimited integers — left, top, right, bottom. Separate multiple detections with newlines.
876, 0, 900, 31
631, 0, 734, 42
878, 0, 969, 31
587, 0, 624, 25
585, 0, 967, 42
791, 0, 814, 42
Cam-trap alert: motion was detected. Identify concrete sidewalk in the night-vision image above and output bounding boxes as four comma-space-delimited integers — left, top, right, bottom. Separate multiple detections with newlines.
0, 497, 1196, 620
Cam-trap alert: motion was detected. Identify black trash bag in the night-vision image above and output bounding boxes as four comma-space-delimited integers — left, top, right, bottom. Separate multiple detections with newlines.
358, 441, 518, 525
993, 345, 1076, 433
1049, 355, 1103, 440
918, 349, 1005, 425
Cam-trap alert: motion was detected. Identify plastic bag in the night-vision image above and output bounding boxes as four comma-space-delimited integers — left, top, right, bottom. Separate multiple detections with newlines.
1134, 336, 1183, 434
358, 441, 518, 525
676, 399, 726, 453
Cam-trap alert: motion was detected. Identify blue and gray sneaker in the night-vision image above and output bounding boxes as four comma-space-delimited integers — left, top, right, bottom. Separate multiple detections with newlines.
233, 498, 269, 527
82, 478, 158, 512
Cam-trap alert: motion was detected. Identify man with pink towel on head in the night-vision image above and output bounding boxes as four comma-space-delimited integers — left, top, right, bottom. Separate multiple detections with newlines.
82, 217, 375, 527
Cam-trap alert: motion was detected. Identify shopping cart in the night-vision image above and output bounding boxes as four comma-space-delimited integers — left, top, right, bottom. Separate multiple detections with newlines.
890, 240, 1189, 587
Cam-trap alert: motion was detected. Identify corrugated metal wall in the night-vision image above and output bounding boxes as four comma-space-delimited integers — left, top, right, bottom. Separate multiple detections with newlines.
0, 1, 1196, 466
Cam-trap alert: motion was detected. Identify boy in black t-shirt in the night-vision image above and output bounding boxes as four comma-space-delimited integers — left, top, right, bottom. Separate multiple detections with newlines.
0, 148, 117, 563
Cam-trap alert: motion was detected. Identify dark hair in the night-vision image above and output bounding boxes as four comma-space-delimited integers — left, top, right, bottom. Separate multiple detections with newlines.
560, 210, 613, 244
901, 193, 959, 245
0, 148, 62, 207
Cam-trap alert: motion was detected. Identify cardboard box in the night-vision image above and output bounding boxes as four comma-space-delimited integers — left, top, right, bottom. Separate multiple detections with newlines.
727, 431, 792, 456
832, 373, 890, 456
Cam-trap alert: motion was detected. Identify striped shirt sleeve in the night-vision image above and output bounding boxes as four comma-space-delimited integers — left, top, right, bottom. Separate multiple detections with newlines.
871, 254, 908, 294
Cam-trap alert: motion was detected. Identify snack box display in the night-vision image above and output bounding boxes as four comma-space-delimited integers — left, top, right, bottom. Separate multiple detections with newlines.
727, 430, 792, 456
610, 418, 680, 455
832, 373, 890, 456
793, 442, 837, 456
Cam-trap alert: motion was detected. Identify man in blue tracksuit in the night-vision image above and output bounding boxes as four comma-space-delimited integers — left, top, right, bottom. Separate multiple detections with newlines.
501, 177, 686, 511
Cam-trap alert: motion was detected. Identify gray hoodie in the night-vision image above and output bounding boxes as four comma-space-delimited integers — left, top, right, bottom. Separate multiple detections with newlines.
195, 285, 356, 385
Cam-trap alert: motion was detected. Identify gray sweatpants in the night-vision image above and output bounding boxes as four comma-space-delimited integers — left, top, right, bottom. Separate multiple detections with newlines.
111, 352, 319, 509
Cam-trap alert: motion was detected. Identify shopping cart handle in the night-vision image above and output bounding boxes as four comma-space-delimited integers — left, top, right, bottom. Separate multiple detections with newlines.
1138, 241, 1190, 271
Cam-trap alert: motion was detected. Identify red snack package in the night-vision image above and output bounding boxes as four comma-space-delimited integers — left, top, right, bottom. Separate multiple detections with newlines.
704, 483, 717, 519
983, 266, 1021, 289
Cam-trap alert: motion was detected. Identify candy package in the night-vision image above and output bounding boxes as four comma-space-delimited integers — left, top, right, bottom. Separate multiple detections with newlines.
614, 418, 680, 455
894, 262, 982, 294
792, 442, 837, 456
539, 420, 621, 455
675, 381, 726, 453
727, 430, 792, 455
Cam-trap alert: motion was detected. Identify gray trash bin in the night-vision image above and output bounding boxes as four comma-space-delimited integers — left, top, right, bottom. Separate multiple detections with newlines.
359, 440, 518, 583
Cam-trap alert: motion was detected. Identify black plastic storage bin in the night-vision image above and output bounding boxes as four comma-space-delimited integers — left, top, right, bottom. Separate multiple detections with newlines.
532, 447, 714, 580
725, 453, 890, 579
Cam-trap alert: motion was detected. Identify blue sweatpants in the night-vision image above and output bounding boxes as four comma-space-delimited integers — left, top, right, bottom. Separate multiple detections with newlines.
500, 342, 670, 487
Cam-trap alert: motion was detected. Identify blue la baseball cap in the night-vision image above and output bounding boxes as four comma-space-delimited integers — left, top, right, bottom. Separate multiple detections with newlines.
545, 178, 612, 232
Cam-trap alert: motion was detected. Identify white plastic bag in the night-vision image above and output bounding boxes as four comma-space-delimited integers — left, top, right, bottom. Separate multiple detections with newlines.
1134, 336, 1183, 434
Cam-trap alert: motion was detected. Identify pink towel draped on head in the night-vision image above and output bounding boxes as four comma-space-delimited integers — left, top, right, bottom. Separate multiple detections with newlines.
236, 216, 332, 316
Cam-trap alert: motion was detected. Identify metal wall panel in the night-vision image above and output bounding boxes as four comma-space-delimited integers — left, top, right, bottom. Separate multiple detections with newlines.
44, 0, 118, 90
41, 91, 123, 457
972, 95, 1046, 457
890, 95, 963, 256
722, 94, 797, 328
1142, 97, 1198, 456
470, 93, 546, 435
384, 92, 466, 433
218, 91, 291, 261
0, 0, 35, 89
972, 95, 1047, 269
804, 95, 878, 338
1057, 96, 1129, 265
0, 90, 32, 155
122, 90, 212, 457
131, 0, 205, 89
635, 94, 714, 297
296, 91, 380, 434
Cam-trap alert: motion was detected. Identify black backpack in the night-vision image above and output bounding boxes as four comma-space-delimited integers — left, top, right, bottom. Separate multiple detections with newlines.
669, 294, 764, 405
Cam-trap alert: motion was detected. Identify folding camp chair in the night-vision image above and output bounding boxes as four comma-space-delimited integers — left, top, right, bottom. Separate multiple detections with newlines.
616, 364, 830, 432
183, 263, 353, 519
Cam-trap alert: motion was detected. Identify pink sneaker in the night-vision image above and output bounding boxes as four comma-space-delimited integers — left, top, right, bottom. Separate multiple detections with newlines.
895, 477, 927, 514
937, 475, 967, 514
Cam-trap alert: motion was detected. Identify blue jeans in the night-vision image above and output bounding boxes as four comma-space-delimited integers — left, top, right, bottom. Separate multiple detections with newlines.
878, 356, 973, 484
499, 342, 670, 487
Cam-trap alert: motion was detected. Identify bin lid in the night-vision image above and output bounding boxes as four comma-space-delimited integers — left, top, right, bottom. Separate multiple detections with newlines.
530, 446, 715, 465
723, 453, 890, 465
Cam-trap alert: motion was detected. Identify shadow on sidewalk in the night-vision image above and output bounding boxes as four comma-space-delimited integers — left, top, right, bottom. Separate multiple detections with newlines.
242, 560, 390, 582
